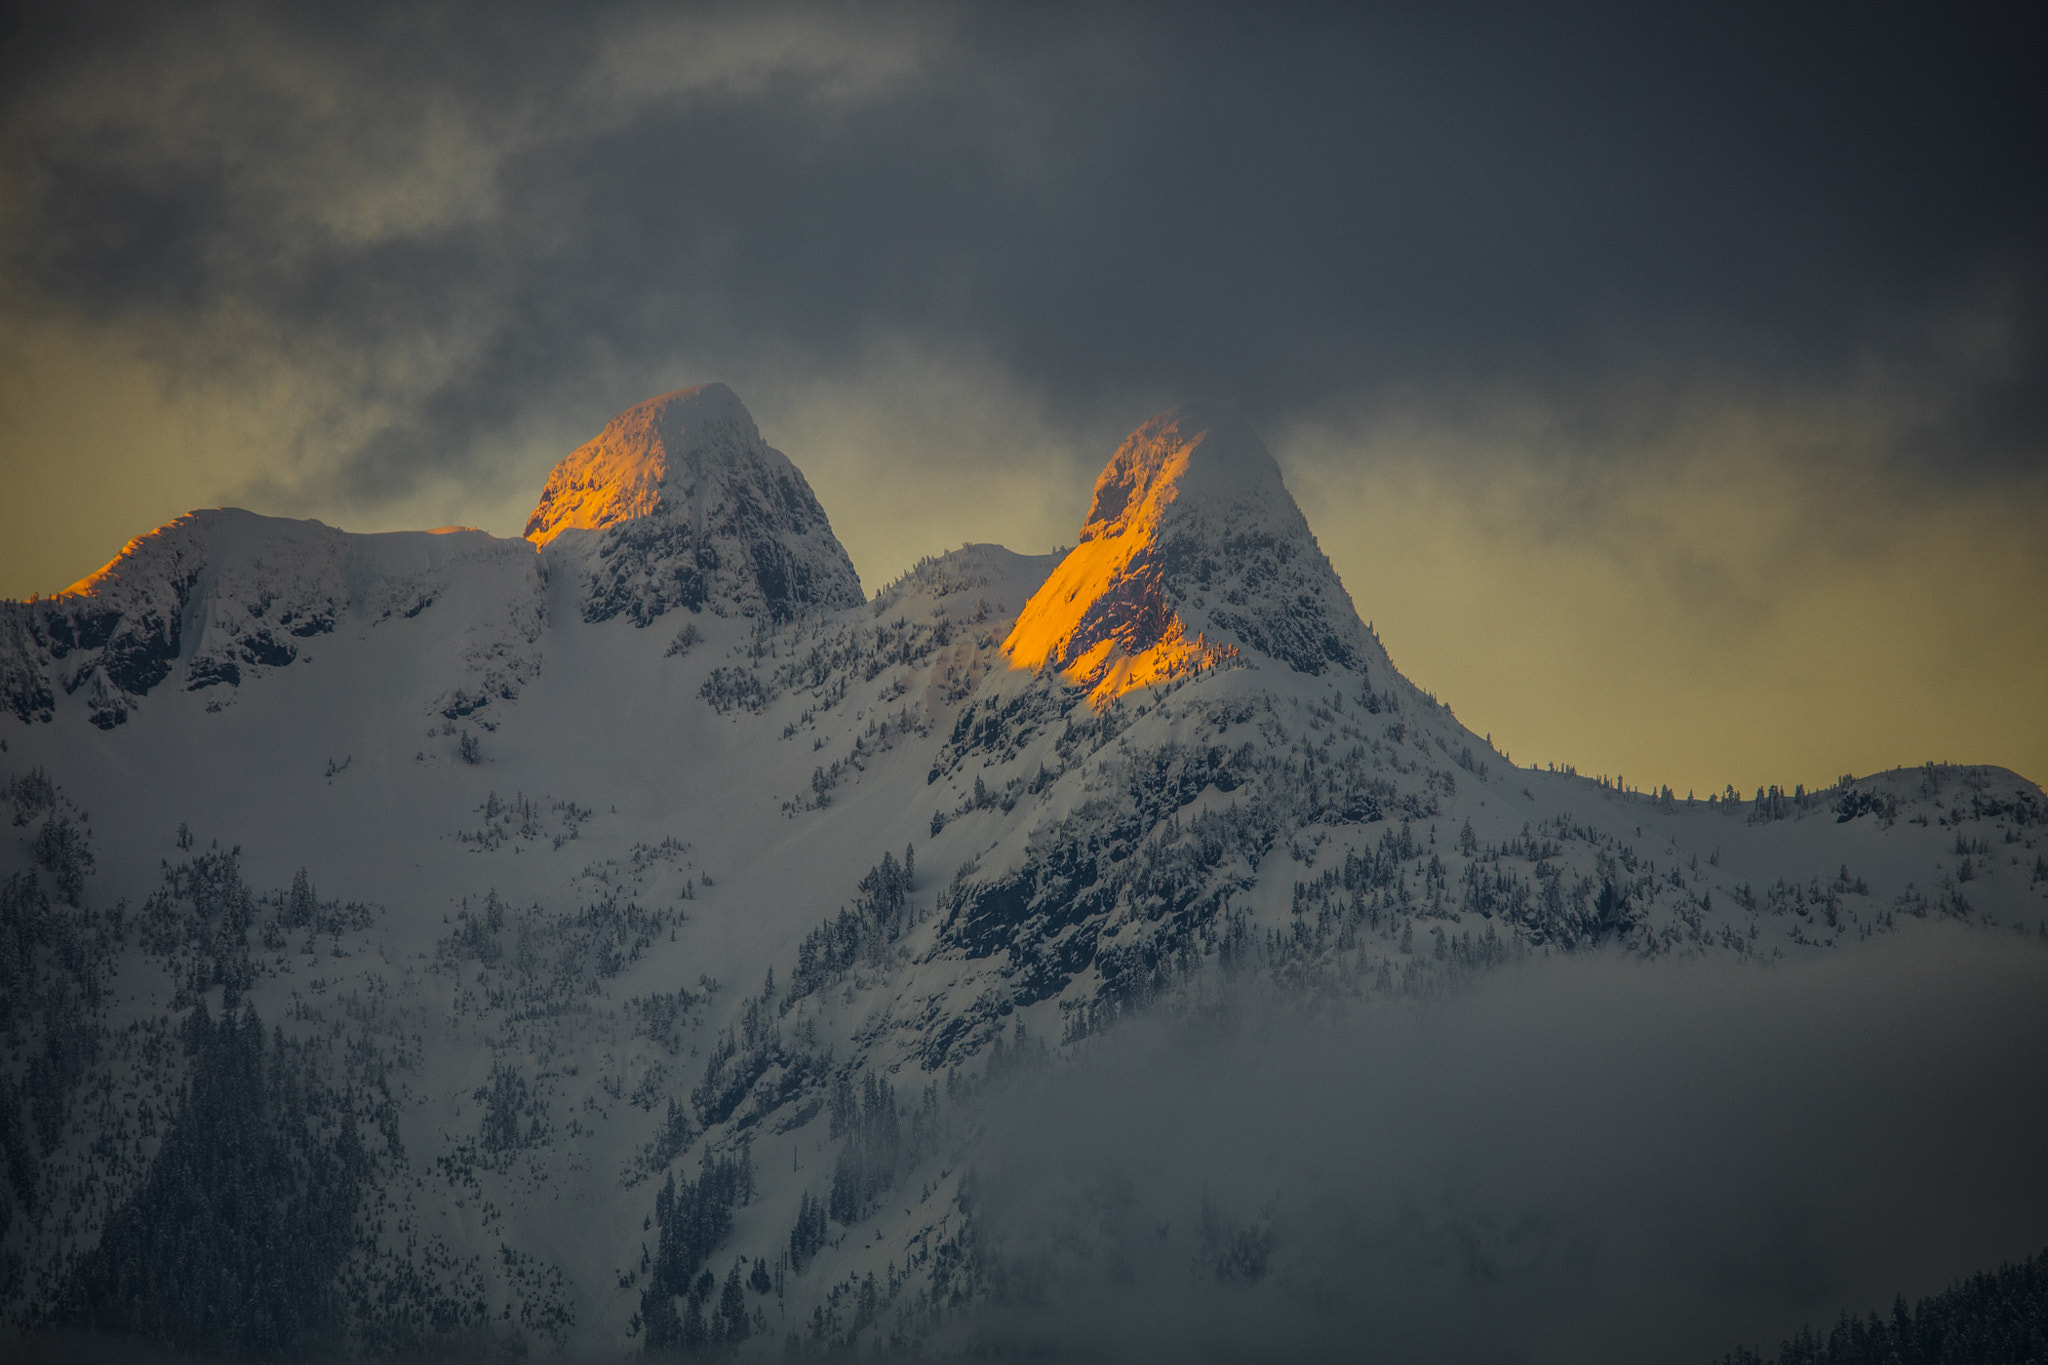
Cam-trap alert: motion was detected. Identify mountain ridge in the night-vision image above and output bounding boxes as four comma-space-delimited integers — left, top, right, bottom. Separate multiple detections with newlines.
0, 385, 867, 732
1, 385, 2044, 1361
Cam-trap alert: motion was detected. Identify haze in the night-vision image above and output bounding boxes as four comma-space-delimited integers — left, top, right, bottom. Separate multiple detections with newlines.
962, 930, 2048, 1363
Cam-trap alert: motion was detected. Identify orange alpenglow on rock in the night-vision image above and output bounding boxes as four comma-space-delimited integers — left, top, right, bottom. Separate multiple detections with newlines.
523, 384, 757, 548
1006, 402, 1365, 706
523, 382, 862, 625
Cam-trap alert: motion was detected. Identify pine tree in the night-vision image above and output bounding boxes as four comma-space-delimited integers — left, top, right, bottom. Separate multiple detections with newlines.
719, 1262, 751, 1341
56, 1000, 362, 1358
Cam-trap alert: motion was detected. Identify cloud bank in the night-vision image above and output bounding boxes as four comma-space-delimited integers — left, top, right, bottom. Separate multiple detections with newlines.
956, 928, 2048, 1363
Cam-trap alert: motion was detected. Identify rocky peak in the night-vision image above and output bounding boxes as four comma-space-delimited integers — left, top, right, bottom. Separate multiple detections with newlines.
526, 384, 864, 625
1005, 403, 1369, 703
524, 383, 747, 547
1078, 403, 1289, 543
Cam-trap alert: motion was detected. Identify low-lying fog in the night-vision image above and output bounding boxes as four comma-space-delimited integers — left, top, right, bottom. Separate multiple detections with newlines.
953, 926, 2048, 1363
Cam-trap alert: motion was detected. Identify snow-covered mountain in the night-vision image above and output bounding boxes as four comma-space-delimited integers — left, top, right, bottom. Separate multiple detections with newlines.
1001, 403, 1371, 701
2, 387, 2044, 1361
0, 509, 544, 734
527, 383, 863, 628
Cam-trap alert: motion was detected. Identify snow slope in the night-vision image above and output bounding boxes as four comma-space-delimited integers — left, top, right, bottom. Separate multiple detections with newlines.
1, 388, 2044, 1359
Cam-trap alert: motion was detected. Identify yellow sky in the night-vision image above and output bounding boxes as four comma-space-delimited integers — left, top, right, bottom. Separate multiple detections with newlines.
1286, 414, 2048, 797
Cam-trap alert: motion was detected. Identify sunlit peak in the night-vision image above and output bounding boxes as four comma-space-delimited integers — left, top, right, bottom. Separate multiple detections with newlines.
1003, 403, 1278, 705
523, 383, 753, 548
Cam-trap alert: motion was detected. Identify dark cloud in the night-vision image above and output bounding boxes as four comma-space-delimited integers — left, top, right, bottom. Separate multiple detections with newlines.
3, 0, 2043, 513
952, 927, 2048, 1363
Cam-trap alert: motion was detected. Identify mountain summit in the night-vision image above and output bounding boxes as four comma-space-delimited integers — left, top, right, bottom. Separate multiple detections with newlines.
528, 384, 862, 625
524, 383, 752, 546
1005, 402, 1370, 703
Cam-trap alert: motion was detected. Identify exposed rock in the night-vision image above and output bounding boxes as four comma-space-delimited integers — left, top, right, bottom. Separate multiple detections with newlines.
1004, 402, 1371, 703
528, 384, 863, 625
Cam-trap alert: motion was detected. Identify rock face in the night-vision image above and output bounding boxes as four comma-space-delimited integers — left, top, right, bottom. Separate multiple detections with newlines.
1, 522, 200, 728
527, 384, 864, 626
1003, 402, 1369, 703
0, 512, 320, 729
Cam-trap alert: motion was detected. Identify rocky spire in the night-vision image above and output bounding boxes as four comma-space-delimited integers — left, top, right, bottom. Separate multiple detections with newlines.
1004, 402, 1368, 703
527, 384, 863, 625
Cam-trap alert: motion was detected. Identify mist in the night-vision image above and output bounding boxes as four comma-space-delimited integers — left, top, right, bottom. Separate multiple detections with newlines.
947, 927, 2048, 1363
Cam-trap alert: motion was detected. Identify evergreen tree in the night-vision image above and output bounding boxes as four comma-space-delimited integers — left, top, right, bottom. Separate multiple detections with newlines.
54, 1000, 363, 1359
1715, 1245, 2048, 1365
787, 1191, 828, 1271
718, 1262, 751, 1342
638, 1145, 752, 1352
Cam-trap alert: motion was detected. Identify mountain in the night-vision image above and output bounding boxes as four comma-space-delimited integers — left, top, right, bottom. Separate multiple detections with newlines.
526, 383, 863, 627
1004, 402, 1370, 702
0, 510, 543, 732
2, 387, 2045, 1362
0, 384, 857, 737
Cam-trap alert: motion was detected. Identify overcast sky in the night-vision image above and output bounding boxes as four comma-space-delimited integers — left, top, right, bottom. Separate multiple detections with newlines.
2, 1, 2042, 792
